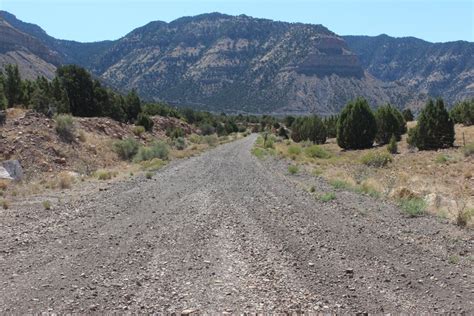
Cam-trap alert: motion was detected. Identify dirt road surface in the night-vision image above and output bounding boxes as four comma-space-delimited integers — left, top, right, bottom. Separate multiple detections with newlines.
1, 135, 472, 313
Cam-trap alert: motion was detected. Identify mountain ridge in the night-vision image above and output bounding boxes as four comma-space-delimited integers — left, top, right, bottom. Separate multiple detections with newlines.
1, 10, 472, 114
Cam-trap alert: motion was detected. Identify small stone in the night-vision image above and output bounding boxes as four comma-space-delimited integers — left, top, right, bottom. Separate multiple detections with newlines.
182, 308, 198, 315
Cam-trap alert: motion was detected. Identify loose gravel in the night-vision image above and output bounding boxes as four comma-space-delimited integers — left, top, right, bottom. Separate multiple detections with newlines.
0, 134, 472, 313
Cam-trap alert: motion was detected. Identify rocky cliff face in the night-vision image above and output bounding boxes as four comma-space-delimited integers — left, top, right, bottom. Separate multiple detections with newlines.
344, 35, 474, 106
1, 11, 472, 114
91, 13, 403, 114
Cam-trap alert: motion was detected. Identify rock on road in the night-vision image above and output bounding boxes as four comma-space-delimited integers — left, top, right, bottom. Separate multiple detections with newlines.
0, 135, 472, 313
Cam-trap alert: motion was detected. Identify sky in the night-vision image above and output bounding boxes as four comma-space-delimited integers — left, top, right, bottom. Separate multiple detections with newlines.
1, 0, 473, 43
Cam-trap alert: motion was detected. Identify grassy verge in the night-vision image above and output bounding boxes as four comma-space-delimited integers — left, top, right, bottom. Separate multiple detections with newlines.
265, 124, 473, 226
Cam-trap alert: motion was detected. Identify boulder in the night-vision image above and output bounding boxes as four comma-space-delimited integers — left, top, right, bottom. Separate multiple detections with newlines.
0, 166, 12, 179
1, 160, 23, 181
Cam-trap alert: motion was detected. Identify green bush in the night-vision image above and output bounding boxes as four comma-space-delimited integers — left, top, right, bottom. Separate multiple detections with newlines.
133, 142, 169, 162
262, 133, 276, 149
408, 98, 455, 150
142, 102, 181, 118
251, 147, 266, 159
166, 127, 185, 139
305, 145, 331, 159
434, 154, 449, 164
113, 138, 139, 160
132, 125, 145, 136
288, 145, 302, 155
319, 192, 336, 202
398, 197, 426, 217
173, 137, 187, 150
288, 165, 299, 174
337, 97, 377, 149
330, 179, 351, 190
375, 104, 402, 144
291, 115, 327, 144
55, 114, 75, 142
377, 105, 407, 142
393, 108, 407, 135
360, 151, 393, 167
136, 113, 154, 132
450, 99, 473, 126
387, 134, 398, 154
188, 134, 202, 144
323, 115, 339, 138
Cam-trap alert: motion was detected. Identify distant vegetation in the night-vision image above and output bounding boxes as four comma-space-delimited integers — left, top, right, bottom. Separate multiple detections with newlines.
450, 99, 473, 126
0, 64, 266, 136
1, 63, 471, 153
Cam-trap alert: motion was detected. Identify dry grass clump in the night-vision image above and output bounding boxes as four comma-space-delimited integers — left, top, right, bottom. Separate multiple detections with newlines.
360, 151, 393, 167
1, 199, 9, 209
0, 179, 10, 191
456, 208, 473, 227
95, 170, 118, 181
78, 130, 87, 142
140, 158, 167, 171
132, 125, 145, 137
464, 142, 474, 157
42, 200, 52, 210
57, 172, 75, 189
55, 114, 75, 142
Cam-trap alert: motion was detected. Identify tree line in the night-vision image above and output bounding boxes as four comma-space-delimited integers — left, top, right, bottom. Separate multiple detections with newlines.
1, 63, 472, 147
0, 64, 266, 135
280, 96, 472, 151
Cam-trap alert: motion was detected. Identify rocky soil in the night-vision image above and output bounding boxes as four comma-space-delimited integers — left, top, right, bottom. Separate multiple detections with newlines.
0, 109, 196, 179
0, 135, 472, 313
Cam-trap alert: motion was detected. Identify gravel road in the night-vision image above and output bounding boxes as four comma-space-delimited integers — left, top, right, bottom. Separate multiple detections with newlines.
1, 134, 472, 313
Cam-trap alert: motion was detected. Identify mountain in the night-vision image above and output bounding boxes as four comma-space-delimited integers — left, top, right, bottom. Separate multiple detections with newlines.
344, 34, 474, 107
0, 15, 59, 79
0, 11, 473, 114
91, 13, 411, 114
0, 11, 114, 71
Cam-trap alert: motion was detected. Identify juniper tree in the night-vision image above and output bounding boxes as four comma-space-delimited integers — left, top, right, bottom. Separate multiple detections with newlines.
407, 98, 454, 150
337, 97, 377, 149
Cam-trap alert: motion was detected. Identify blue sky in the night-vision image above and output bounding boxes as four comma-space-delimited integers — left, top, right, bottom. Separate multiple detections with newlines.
2, 0, 473, 43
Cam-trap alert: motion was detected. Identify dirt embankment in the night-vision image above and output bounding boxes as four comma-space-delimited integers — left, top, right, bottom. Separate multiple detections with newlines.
0, 109, 197, 180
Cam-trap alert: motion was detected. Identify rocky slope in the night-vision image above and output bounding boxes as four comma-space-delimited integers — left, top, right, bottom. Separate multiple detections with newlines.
344, 35, 474, 107
92, 13, 408, 114
0, 17, 59, 79
1, 11, 472, 114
